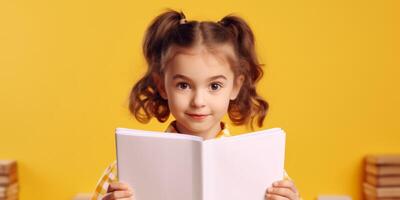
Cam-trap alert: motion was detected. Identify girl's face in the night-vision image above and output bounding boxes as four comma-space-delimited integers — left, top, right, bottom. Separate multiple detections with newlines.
159, 46, 243, 139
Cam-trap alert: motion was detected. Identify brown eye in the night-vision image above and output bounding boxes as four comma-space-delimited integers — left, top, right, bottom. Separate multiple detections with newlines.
177, 82, 190, 90
210, 82, 223, 91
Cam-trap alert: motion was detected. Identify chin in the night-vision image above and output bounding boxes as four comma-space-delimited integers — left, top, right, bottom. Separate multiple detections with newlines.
179, 121, 209, 134
185, 124, 208, 132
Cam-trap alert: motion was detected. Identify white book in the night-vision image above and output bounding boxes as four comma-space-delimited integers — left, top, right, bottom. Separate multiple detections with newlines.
116, 127, 286, 200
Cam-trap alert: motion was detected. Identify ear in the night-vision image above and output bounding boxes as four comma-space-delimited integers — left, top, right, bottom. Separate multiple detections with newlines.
230, 75, 245, 100
152, 72, 168, 100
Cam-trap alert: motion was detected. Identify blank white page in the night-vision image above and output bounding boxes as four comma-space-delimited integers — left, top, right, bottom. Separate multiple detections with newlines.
202, 128, 286, 200
116, 129, 203, 200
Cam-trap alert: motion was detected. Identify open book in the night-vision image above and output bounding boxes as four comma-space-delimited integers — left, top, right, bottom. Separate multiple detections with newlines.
115, 127, 286, 200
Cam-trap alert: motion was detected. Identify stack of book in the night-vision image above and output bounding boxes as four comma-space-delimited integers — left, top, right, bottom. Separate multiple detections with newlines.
0, 160, 18, 200
363, 155, 400, 200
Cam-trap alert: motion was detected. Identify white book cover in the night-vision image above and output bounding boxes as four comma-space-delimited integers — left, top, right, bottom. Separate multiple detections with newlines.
115, 127, 286, 200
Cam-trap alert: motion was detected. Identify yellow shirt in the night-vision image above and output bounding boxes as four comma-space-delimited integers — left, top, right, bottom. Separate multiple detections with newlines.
90, 121, 297, 199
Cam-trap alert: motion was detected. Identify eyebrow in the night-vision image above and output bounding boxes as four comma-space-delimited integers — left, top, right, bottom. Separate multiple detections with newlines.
172, 74, 227, 81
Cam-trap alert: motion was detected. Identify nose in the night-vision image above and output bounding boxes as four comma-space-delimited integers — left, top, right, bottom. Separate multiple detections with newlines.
190, 89, 206, 108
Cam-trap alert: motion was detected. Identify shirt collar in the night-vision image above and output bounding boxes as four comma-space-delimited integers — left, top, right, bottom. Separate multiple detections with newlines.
165, 120, 231, 138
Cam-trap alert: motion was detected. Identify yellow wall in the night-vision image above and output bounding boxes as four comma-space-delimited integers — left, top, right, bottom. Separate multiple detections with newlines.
1, 1, 399, 199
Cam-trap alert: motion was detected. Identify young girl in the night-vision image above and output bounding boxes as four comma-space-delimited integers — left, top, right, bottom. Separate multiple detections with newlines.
91, 9, 301, 200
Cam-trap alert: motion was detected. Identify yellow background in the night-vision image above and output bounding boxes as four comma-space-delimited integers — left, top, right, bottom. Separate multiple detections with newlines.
1, 0, 399, 199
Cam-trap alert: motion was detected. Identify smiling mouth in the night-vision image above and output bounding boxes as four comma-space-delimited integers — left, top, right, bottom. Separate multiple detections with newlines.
186, 113, 210, 120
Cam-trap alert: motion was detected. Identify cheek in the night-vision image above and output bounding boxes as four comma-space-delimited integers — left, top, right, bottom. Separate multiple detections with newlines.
166, 91, 190, 112
210, 93, 232, 112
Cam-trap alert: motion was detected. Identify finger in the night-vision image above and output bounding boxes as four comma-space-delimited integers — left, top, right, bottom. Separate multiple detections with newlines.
267, 187, 297, 200
272, 180, 298, 194
103, 190, 133, 200
102, 193, 115, 200
265, 193, 290, 200
107, 182, 131, 193
103, 196, 133, 200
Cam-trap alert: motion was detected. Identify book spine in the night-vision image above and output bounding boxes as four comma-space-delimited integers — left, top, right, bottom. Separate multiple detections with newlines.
0, 183, 18, 198
0, 161, 16, 175
0, 172, 18, 186
367, 155, 400, 165
366, 174, 400, 186
364, 182, 400, 197
0, 160, 18, 200
366, 164, 400, 176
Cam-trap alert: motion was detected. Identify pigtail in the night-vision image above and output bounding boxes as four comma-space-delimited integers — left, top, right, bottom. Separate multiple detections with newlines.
129, 9, 186, 123
219, 15, 269, 129
143, 9, 186, 65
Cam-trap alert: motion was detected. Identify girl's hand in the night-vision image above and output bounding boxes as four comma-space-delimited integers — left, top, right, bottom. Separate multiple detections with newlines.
102, 181, 134, 200
265, 180, 300, 200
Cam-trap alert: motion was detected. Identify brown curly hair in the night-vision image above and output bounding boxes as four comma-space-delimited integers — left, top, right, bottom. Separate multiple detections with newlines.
129, 8, 269, 130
